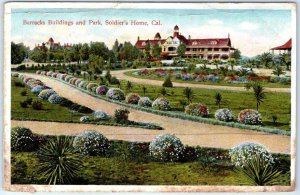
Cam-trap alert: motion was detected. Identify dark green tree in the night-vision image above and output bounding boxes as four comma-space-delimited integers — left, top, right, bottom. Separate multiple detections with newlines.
177, 44, 186, 58
215, 92, 222, 108
162, 74, 173, 87
183, 87, 193, 103
11, 42, 28, 64
252, 82, 266, 111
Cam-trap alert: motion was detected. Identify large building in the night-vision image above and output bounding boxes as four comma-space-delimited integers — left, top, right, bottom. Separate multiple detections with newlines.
270, 38, 292, 55
35, 37, 72, 50
135, 25, 236, 60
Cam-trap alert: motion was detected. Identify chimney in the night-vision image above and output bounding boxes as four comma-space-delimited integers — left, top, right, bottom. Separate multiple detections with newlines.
188, 35, 191, 40
137, 36, 140, 41
228, 33, 230, 38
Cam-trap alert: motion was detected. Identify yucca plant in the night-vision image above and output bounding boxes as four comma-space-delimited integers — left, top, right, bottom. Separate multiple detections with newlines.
236, 156, 282, 186
36, 136, 82, 185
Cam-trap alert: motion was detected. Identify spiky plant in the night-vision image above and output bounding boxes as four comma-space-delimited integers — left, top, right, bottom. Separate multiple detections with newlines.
183, 87, 193, 103
235, 156, 282, 186
126, 81, 133, 92
252, 82, 266, 111
215, 92, 222, 108
37, 136, 81, 185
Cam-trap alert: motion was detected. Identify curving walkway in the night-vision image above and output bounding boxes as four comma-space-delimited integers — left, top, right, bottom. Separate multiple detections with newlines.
15, 73, 291, 154
110, 68, 290, 93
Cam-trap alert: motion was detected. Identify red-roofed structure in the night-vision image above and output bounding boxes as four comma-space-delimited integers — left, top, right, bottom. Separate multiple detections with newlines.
270, 39, 292, 54
135, 25, 235, 60
36, 37, 72, 50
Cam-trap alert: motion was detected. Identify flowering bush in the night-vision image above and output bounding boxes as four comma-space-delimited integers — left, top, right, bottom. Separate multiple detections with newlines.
93, 110, 109, 121
73, 130, 109, 156
78, 81, 88, 89
69, 78, 78, 85
64, 75, 74, 82
46, 71, 54, 77
138, 97, 152, 107
238, 109, 262, 125
184, 103, 209, 117
96, 85, 108, 95
36, 70, 42, 74
215, 108, 234, 122
75, 79, 83, 86
126, 93, 140, 104
229, 142, 274, 167
11, 127, 36, 151
149, 134, 184, 162
23, 77, 34, 84
86, 83, 97, 91
52, 72, 58, 78
152, 98, 171, 111
80, 116, 90, 122
12, 72, 19, 77
38, 89, 56, 100
48, 94, 64, 104
31, 85, 46, 94
114, 108, 130, 123
106, 88, 125, 100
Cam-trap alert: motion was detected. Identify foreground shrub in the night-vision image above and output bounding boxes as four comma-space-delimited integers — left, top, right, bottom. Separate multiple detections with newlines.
152, 98, 171, 111
77, 106, 93, 114
80, 116, 90, 122
37, 136, 81, 184
73, 130, 109, 156
95, 85, 108, 95
20, 90, 27, 96
149, 134, 184, 162
31, 85, 46, 94
138, 97, 152, 107
38, 89, 56, 100
114, 108, 130, 123
59, 99, 73, 107
48, 94, 64, 104
229, 142, 274, 167
19, 101, 28, 108
86, 83, 97, 91
11, 127, 36, 151
14, 80, 25, 87
126, 93, 140, 104
184, 103, 209, 117
32, 100, 43, 110
214, 108, 234, 122
162, 74, 173, 87
106, 88, 125, 100
238, 109, 262, 125
93, 110, 109, 121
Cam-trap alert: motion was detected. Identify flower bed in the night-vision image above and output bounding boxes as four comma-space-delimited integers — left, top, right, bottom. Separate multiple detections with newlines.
238, 109, 262, 125
185, 103, 209, 117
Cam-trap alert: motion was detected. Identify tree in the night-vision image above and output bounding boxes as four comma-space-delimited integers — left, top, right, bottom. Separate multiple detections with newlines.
90, 42, 109, 60
272, 66, 285, 77
252, 82, 266, 111
258, 52, 273, 68
30, 46, 48, 63
79, 43, 90, 62
228, 58, 237, 71
245, 59, 256, 71
152, 43, 161, 58
177, 44, 186, 58
161, 87, 167, 97
104, 69, 112, 82
126, 81, 133, 92
279, 53, 291, 71
183, 87, 193, 103
230, 49, 241, 61
11, 42, 28, 64
119, 42, 140, 61
212, 59, 221, 69
215, 92, 222, 108
202, 59, 209, 69
144, 41, 151, 60
142, 86, 147, 95
162, 74, 173, 87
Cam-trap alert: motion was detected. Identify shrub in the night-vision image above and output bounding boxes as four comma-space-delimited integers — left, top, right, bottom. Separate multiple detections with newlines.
149, 134, 184, 162
96, 85, 108, 95
32, 100, 43, 110
152, 98, 171, 111
138, 97, 152, 107
93, 110, 109, 121
125, 93, 140, 104
78, 81, 88, 89
20, 90, 27, 96
214, 108, 234, 122
14, 81, 25, 87
80, 116, 90, 122
184, 103, 209, 117
238, 109, 262, 125
48, 94, 64, 104
106, 88, 125, 100
25, 97, 33, 105
11, 127, 36, 151
114, 108, 130, 123
77, 106, 93, 114
109, 76, 120, 85
19, 101, 28, 108
162, 74, 173, 87
229, 142, 274, 167
38, 89, 56, 100
31, 85, 46, 94
73, 130, 109, 156
60, 99, 74, 107
86, 83, 97, 91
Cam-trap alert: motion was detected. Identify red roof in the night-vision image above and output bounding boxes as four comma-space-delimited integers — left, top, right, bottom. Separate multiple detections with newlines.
271, 38, 292, 50
174, 25, 179, 30
135, 39, 166, 49
154, 32, 161, 39
48, 37, 54, 43
187, 38, 231, 48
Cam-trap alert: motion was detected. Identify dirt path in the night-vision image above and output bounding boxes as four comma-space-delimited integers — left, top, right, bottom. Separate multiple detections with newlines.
17, 73, 291, 154
110, 69, 290, 93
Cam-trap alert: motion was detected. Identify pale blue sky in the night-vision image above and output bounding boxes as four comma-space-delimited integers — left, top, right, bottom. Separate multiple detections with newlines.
11, 8, 292, 56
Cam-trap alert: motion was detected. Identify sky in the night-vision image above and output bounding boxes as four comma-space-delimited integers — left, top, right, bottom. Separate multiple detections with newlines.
11, 8, 292, 57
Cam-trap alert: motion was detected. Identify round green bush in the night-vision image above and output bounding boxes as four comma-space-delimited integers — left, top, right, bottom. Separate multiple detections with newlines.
73, 130, 109, 156
149, 134, 184, 162
11, 127, 36, 151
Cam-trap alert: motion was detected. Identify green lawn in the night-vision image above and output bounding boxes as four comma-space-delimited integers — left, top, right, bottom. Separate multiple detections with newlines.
124, 70, 291, 88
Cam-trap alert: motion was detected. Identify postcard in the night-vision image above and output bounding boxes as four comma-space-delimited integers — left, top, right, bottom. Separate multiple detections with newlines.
3, 2, 296, 192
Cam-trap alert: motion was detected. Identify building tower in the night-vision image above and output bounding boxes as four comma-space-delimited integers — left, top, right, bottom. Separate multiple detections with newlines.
173, 25, 179, 37
154, 32, 161, 40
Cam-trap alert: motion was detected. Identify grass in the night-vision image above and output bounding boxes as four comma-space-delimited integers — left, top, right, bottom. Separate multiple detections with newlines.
124, 70, 291, 88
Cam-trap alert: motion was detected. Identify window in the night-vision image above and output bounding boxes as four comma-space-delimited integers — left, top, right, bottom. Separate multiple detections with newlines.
210, 41, 217, 45
192, 41, 197, 45
142, 42, 146, 46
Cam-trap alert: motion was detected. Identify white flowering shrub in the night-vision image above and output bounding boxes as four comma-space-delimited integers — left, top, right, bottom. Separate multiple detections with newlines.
73, 130, 109, 156
106, 88, 125, 100
126, 93, 140, 104
57, 73, 67, 80
80, 116, 90, 122
96, 85, 108, 95
64, 75, 74, 82
215, 108, 234, 122
149, 134, 184, 162
11, 127, 36, 151
238, 109, 262, 125
75, 79, 83, 86
93, 110, 109, 121
38, 89, 56, 100
86, 83, 98, 91
48, 94, 64, 104
31, 85, 46, 94
152, 98, 171, 111
138, 97, 153, 107
46, 71, 53, 77
78, 81, 88, 89
36, 70, 42, 74
229, 142, 274, 167
52, 72, 58, 78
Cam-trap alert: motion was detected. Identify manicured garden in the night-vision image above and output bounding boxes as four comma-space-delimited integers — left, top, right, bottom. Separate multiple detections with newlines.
11, 127, 291, 185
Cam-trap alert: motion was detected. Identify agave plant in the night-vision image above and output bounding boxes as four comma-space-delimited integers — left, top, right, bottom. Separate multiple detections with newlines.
236, 155, 282, 186
37, 136, 82, 185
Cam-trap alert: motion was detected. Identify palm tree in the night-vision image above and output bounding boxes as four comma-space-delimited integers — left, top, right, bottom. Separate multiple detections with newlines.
212, 59, 221, 69
258, 52, 273, 68
126, 81, 132, 92
37, 136, 81, 185
142, 86, 147, 96
272, 66, 285, 77
183, 87, 193, 103
245, 59, 256, 71
252, 82, 266, 111
161, 87, 167, 97
279, 53, 291, 70
215, 92, 222, 108
228, 58, 237, 71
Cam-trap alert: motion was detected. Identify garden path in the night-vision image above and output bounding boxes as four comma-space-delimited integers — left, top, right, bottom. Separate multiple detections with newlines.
110, 69, 290, 93
15, 73, 291, 154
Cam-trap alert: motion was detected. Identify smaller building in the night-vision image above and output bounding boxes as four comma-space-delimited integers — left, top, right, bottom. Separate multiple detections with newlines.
35, 37, 72, 50
270, 38, 292, 55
